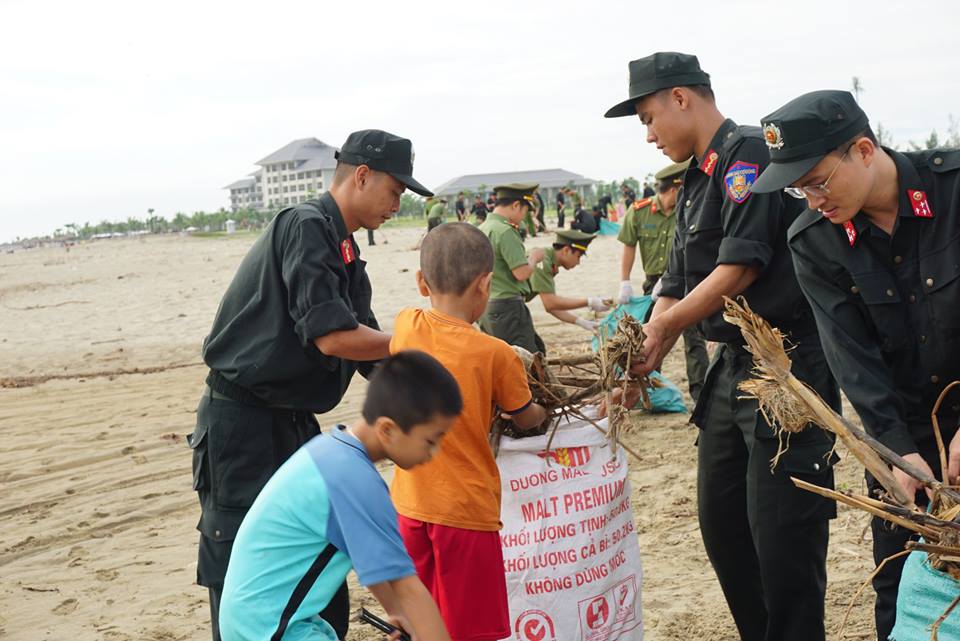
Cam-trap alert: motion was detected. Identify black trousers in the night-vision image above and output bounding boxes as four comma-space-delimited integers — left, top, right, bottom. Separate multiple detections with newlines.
478, 296, 545, 355
869, 426, 956, 641
189, 388, 350, 641
694, 341, 839, 641
557, 207, 565, 229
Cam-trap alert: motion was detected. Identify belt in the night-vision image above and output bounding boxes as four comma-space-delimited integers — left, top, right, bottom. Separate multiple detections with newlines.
205, 369, 268, 406
488, 296, 525, 305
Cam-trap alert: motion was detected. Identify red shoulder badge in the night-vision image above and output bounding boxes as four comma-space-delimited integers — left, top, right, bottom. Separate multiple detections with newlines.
701, 149, 719, 177
340, 239, 356, 264
633, 197, 652, 211
842, 221, 857, 247
908, 190, 934, 218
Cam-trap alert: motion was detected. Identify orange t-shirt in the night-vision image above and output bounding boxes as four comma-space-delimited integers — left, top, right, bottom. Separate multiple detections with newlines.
389, 307, 533, 531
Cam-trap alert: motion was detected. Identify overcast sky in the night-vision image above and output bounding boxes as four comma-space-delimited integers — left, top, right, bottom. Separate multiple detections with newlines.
2, 0, 958, 241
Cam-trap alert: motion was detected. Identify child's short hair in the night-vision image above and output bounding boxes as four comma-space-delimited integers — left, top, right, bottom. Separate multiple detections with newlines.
362, 350, 463, 431
419, 222, 494, 295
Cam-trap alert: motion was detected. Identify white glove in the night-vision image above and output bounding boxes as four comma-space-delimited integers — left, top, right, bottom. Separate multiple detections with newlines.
618, 280, 633, 305
587, 296, 611, 313
651, 277, 664, 301
574, 317, 599, 333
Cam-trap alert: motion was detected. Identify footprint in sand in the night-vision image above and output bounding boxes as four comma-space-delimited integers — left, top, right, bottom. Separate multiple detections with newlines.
53, 598, 78, 615
95, 569, 119, 581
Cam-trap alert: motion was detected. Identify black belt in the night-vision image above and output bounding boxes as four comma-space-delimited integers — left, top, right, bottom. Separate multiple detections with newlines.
205, 370, 268, 407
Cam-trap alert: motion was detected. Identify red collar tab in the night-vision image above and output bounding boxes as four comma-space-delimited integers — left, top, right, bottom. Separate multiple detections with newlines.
908, 190, 934, 218
701, 149, 719, 177
340, 239, 356, 264
842, 221, 858, 247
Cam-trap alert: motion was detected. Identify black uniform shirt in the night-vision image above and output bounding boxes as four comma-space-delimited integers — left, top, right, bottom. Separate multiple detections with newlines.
202, 192, 379, 411
660, 119, 815, 343
788, 148, 960, 455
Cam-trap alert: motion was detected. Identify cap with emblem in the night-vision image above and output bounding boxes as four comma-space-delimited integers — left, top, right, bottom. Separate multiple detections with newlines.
604, 52, 711, 118
752, 90, 869, 193
654, 158, 692, 183
334, 129, 433, 197
554, 229, 596, 254
494, 182, 539, 210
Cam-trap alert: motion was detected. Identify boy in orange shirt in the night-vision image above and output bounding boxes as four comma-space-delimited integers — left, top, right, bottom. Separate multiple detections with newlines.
390, 222, 548, 641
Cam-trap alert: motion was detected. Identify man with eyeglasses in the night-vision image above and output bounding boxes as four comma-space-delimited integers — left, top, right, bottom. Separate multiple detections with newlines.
605, 52, 839, 641
752, 89, 960, 641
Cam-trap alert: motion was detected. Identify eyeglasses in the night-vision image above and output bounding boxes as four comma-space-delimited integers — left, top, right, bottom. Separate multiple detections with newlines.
783, 144, 852, 199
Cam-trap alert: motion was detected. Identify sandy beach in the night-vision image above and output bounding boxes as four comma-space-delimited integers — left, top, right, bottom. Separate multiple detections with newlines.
0, 227, 878, 640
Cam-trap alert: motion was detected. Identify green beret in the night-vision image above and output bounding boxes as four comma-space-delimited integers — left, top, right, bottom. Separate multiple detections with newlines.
555, 229, 596, 254
654, 158, 692, 182
494, 182, 539, 208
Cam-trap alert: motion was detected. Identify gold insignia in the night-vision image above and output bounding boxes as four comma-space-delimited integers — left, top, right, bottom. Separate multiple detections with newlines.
763, 123, 784, 150
913, 191, 923, 201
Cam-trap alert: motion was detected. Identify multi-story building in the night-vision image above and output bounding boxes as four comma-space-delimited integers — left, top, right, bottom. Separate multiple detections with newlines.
224, 138, 338, 212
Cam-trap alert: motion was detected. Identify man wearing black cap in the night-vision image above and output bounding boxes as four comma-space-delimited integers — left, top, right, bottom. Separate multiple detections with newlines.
753, 90, 960, 641
189, 129, 432, 641
605, 53, 839, 641
528, 229, 611, 333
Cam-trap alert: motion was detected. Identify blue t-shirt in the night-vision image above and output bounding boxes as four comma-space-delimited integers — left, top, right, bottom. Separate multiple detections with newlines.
219, 427, 416, 641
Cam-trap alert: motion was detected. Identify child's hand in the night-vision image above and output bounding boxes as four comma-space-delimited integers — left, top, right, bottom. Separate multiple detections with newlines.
386, 614, 413, 640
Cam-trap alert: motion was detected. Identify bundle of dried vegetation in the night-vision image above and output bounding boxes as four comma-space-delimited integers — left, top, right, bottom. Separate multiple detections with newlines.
490, 315, 653, 462
723, 296, 960, 640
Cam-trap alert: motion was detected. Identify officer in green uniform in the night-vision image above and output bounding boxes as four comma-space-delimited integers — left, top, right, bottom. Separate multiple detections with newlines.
618, 159, 708, 401
189, 129, 432, 641
478, 182, 547, 354
528, 229, 611, 332
427, 197, 446, 230
752, 90, 960, 641
606, 53, 839, 641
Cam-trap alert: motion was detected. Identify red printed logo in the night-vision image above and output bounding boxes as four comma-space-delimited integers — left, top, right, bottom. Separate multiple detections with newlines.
908, 190, 934, 218
536, 446, 591, 468
515, 610, 556, 641
340, 239, 355, 264
585, 596, 609, 630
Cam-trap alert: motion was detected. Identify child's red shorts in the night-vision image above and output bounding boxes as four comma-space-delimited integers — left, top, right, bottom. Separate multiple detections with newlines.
398, 515, 510, 641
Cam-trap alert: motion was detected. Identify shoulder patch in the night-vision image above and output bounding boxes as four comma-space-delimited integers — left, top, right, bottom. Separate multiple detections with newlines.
632, 197, 653, 210
723, 161, 759, 203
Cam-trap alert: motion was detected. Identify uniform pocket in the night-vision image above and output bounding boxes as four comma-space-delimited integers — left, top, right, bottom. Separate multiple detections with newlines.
921, 235, 960, 332
850, 270, 910, 352
187, 422, 209, 492
208, 401, 276, 511
775, 437, 839, 523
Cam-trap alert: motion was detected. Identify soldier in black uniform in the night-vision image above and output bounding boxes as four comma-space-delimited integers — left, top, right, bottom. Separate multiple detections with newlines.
752, 90, 960, 641
189, 129, 432, 641
471, 194, 488, 224
556, 188, 566, 229
605, 53, 839, 641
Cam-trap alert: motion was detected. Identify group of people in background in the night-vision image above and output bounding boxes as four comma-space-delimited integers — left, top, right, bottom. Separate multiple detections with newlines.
187, 49, 960, 641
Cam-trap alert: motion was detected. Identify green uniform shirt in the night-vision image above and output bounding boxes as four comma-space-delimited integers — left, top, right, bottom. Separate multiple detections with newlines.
617, 195, 675, 276
478, 213, 531, 299
427, 202, 445, 222
529, 247, 558, 297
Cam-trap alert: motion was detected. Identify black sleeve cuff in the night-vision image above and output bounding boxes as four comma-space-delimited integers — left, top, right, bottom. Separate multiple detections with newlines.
295, 298, 359, 346
658, 272, 685, 300
717, 237, 773, 268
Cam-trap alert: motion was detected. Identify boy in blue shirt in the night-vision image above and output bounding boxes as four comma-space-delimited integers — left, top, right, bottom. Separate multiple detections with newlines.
219, 351, 462, 641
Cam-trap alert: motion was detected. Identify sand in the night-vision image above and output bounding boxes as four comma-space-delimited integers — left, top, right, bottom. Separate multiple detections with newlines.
0, 228, 878, 640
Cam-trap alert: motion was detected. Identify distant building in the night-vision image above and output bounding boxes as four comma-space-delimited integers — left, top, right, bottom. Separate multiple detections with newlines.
224, 138, 339, 212
433, 168, 597, 206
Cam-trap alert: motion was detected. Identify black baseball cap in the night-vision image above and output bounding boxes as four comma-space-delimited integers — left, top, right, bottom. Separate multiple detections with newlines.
604, 52, 711, 118
335, 129, 433, 197
752, 90, 869, 193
